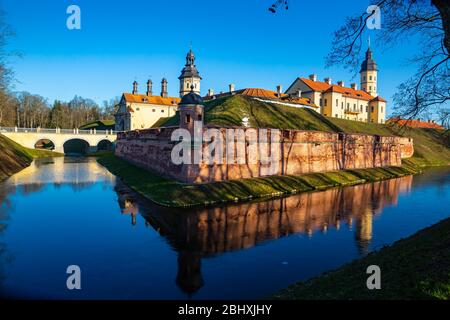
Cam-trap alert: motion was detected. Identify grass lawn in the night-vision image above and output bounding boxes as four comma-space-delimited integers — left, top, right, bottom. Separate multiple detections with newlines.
273, 217, 450, 300
98, 153, 421, 207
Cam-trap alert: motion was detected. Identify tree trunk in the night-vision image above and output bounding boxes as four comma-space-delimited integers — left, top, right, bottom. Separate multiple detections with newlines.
432, 0, 450, 54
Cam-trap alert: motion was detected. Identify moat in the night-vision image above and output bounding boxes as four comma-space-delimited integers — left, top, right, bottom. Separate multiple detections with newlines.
0, 157, 449, 299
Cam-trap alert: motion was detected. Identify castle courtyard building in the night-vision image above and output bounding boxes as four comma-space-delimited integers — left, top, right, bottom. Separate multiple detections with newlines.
115, 79, 180, 131
115, 49, 201, 131
285, 47, 386, 124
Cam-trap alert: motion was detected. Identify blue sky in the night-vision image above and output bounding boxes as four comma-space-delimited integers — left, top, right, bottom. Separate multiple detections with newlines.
2, 0, 419, 115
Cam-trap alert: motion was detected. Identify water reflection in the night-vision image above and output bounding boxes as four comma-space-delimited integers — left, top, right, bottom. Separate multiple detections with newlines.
115, 175, 413, 295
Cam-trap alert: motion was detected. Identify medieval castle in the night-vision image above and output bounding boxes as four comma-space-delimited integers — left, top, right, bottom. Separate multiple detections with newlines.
114, 48, 413, 184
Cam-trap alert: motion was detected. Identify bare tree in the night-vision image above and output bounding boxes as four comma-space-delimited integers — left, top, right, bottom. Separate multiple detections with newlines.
270, 1, 450, 124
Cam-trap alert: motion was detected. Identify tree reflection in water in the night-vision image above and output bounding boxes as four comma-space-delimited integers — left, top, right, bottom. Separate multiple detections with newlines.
114, 175, 413, 295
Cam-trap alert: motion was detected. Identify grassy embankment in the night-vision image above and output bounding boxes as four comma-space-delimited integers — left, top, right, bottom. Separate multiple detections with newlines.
79, 119, 115, 131
273, 216, 450, 300
98, 95, 449, 207
0, 134, 63, 181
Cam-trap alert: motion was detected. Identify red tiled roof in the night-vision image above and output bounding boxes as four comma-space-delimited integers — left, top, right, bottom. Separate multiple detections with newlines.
122, 93, 180, 106
299, 78, 386, 102
387, 118, 444, 129
204, 88, 317, 107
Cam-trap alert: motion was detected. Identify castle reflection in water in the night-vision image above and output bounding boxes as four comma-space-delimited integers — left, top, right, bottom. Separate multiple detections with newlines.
115, 175, 413, 295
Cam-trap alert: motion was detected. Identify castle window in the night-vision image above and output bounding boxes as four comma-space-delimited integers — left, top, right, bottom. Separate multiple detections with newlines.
335, 114, 338, 118
366, 106, 368, 112
152, 109, 155, 112
370, 76, 372, 80
341, 102, 344, 109
161, 110, 164, 113
381, 106, 383, 113
136, 107, 140, 111
198, 114, 202, 121
185, 114, 191, 123
320, 99, 323, 106
371, 106, 374, 112
324, 99, 327, 106
369, 86, 372, 91
186, 83, 190, 89
360, 105, 363, 112
353, 103, 356, 110
336, 99, 339, 107
346, 103, 350, 110
363, 76, 366, 81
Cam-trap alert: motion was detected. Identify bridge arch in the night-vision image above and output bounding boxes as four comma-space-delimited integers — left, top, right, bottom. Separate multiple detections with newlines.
97, 139, 114, 151
63, 138, 91, 154
34, 138, 56, 150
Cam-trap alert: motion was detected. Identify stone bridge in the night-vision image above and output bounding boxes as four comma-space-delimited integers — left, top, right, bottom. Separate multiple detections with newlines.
0, 127, 117, 154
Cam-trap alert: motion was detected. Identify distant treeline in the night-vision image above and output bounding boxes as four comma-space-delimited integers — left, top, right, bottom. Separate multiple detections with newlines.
0, 90, 119, 129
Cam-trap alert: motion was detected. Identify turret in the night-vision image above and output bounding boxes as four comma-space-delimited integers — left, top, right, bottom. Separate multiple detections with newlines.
178, 49, 202, 97
179, 85, 204, 134
360, 47, 378, 96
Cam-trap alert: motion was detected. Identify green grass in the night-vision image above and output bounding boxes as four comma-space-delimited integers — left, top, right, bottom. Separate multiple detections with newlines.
79, 119, 115, 130
273, 216, 450, 300
0, 134, 63, 181
98, 153, 421, 207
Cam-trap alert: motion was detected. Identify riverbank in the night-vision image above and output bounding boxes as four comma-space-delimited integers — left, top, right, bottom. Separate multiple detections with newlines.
273, 216, 450, 300
0, 134, 63, 181
98, 153, 422, 207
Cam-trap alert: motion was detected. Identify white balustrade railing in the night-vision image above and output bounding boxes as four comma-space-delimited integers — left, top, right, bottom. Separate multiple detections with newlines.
0, 126, 119, 135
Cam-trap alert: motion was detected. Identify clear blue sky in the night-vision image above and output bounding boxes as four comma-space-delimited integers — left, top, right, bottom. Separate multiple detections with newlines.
3, 0, 418, 115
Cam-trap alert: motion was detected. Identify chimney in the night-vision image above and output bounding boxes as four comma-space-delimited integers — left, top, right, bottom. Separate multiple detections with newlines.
146, 79, 153, 96
351, 83, 358, 90
309, 74, 317, 81
276, 85, 283, 97
229, 83, 235, 92
337, 81, 345, 87
207, 89, 214, 97
161, 78, 168, 98
132, 81, 138, 95
324, 77, 332, 85
297, 90, 302, 98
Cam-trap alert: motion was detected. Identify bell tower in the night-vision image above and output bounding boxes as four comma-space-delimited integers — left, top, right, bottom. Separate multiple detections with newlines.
360, 45, 378, 96
178, 49, 202, 97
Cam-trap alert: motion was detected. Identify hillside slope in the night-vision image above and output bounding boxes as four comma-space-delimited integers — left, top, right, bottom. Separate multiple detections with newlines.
0, 134, 33, 181
0, 134, 61, 181
155, 95, 450, 167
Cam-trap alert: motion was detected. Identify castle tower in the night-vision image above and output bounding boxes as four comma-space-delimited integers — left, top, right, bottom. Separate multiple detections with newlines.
360, 46, 378, 96
178, 85, 204, 133
178, 49, 202, 97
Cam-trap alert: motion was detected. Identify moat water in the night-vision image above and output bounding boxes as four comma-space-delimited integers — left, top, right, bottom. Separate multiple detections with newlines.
0, 157, 449, 299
